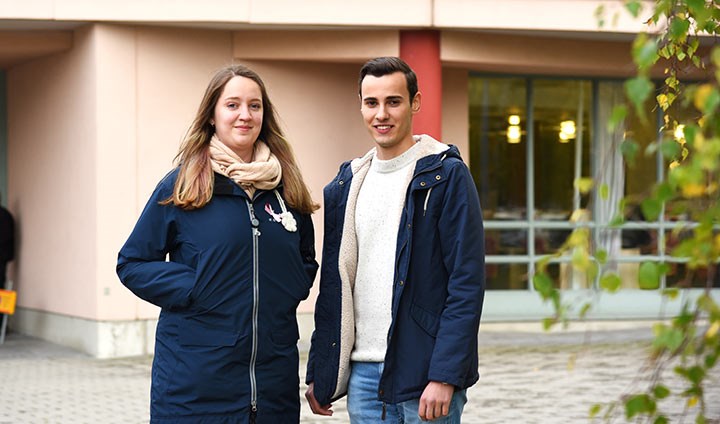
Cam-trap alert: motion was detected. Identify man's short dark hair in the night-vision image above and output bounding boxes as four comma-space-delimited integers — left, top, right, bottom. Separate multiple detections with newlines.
358, 57, 418, 100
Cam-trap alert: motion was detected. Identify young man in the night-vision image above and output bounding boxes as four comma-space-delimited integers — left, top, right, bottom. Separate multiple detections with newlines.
305, 57, 485, 423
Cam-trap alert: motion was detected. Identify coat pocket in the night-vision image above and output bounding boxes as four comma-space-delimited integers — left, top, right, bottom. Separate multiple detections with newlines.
167, 325, 250, 405
410, 302, 441, 338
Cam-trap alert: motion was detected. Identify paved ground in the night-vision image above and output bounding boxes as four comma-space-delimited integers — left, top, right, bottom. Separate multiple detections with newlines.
0, 324, 718, 423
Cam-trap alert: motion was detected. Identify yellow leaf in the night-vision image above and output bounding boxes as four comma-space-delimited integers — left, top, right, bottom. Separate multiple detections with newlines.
706, 321, 720, 339
681, 183, 705, 198
669, 160, 680, 170
572, 246, 591, 271
687, 396, 699, 408
694, 84, 714, 111
574, 178, 594, 194
566, 228, 589, 247
570, 209, 590, 223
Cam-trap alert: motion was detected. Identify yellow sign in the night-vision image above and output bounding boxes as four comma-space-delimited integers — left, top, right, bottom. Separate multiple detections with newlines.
0, 289, 17, 315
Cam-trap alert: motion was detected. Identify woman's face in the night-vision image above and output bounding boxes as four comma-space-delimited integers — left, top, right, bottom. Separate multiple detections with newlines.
212, 76, 263, 162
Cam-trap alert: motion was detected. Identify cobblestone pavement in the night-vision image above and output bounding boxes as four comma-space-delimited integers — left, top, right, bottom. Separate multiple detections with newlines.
0, 325, 718, 423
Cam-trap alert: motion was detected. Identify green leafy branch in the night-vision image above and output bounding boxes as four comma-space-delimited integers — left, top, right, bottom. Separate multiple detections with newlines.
537, 1, 720, 422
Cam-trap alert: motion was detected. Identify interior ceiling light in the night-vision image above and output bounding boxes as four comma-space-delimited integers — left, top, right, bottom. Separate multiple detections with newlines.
506, 125, 521, 144
560, 120, 576, 137
558, 131, 570, 143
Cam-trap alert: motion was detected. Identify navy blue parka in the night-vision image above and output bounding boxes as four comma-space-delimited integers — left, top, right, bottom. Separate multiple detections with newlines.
306, 137, 485, 405
117, 169, 318, 423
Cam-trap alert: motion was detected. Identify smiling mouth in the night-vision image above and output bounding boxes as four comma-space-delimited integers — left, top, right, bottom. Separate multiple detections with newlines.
374, 125, 393, 131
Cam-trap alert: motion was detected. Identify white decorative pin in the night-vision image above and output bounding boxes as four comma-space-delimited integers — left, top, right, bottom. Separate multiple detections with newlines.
264, 191, 297, 232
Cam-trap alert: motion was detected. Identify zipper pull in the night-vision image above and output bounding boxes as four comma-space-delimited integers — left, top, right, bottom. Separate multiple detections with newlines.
246, 201, 261, 236
250, 402, 257, 424
381, 402, 387, 421
248, 203, 260, 228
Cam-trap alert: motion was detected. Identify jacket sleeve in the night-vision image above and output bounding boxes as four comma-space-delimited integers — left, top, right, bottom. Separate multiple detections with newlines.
299, 212, 319, 286
116, 182, 196, 310
305, 172, 341, 386
304, 207, 327, 386
427, 160, 485, 387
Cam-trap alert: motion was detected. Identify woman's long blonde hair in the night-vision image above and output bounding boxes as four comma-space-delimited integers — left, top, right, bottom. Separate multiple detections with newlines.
165, 64, 318, 214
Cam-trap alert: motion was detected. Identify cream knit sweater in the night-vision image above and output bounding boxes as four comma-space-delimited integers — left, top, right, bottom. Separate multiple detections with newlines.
351, 142, 424, 362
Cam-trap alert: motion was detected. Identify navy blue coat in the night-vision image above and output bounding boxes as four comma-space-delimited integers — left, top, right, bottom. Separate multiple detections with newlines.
117, 169, 318, 423
306, 144, 485, 405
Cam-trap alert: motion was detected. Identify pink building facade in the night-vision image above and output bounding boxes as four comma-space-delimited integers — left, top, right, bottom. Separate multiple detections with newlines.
2, 1, 711, 357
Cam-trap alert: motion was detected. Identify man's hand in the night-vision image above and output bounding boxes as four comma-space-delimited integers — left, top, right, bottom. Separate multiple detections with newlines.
418, 381, 454, 421
305, 382, 334, 416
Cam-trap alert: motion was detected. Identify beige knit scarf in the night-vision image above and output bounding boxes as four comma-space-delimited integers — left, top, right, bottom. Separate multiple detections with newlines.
209, 135, 282, 198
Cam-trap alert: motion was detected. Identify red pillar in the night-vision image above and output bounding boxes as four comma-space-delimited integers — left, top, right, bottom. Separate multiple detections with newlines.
400, 30, 442, 140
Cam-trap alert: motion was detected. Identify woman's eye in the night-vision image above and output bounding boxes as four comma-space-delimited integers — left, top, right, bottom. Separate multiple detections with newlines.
227, 103, 238, 109
250, 103, 262, 111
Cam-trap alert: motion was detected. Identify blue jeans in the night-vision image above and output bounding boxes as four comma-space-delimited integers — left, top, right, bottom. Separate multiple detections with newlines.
347, 361, 467, 423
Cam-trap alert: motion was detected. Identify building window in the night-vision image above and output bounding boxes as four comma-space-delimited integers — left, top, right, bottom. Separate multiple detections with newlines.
469, 75, 719, 291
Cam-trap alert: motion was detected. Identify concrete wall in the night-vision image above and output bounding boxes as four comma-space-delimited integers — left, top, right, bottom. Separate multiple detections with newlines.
0, 0, 665, 357
7, 24, 236, 356
442, 31, 636, 78
0, 0, 651, 34
8, 25, 98, 319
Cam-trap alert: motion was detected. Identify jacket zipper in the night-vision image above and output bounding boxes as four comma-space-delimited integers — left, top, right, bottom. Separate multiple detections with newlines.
246, 200, 261, 422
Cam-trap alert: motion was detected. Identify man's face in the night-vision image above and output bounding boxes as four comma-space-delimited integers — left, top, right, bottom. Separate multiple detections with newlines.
360, 72, 420, 157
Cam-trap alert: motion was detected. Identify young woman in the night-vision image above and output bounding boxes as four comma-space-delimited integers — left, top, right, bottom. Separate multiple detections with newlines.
117, 64, 318, 423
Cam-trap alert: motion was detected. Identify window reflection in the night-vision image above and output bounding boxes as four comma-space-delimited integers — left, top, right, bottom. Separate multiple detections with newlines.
469, 77, 526, 220
485, 263, 529, 290
469, 75, 705, 291
486, 229, 528, 255
666, 264, 720, 288
534, 79, 593, 214
623, 84, 659, 202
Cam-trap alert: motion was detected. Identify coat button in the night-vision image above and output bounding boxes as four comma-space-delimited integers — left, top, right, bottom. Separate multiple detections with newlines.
332, 342, 337, 347
399, 280, 404, 286
420, 181, 426, 187
379, 389, 384, 395
435, 175, 441, 180
339, 180, 344, 185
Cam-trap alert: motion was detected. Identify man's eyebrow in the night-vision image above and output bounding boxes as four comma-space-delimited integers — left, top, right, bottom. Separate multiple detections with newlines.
362, 95, 404, 102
